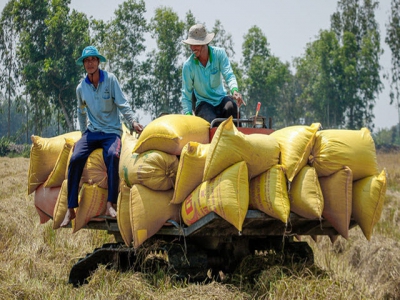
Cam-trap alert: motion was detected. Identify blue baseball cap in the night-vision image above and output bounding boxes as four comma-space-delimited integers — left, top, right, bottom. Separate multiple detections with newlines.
76, 46, 107, 66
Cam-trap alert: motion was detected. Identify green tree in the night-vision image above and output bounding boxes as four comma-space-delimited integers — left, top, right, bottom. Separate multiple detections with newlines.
275, 68, 301, 127
106, 0, 148, 120
241, 26, 270, 118
13, 0, 50, 135
149, 6, 185, 116
373, 126, 400, 147
0, 0, 18, 138
241, 26, 290, 125
331, 0, 383, 130
242, 25, 270, 70
210, 20, 235, 58
0, 96, 29, 142
293, 48, 316, 125
43, 0, 90, 132
294, 30, 346, 128
12, 0, 89, 134
385, 0, 400, 135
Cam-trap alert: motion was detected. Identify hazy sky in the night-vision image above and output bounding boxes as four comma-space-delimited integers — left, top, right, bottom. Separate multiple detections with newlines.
0, 0, 397, 130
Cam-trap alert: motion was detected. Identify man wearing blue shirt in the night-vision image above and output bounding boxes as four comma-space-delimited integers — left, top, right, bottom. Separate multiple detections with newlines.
181, 24, 245, 124
61, 46, 144, 227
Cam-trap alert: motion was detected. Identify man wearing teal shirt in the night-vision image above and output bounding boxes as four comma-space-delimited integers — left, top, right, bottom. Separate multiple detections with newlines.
61, 46, 144, 227
181, 24, 245, 124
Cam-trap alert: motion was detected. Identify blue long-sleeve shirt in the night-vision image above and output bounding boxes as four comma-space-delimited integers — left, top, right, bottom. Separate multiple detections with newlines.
77, 69, 135, 136
181, 46, 239, 115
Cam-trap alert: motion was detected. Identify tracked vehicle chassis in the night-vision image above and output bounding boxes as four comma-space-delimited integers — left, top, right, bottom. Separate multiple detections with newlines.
68, 210, 356, 286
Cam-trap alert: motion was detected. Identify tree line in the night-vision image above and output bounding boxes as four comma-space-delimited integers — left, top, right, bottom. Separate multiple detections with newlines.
0, 0, 399, 145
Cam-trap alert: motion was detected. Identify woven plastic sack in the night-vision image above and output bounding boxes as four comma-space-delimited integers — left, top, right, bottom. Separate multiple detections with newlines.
34, 184, 61, 224
117, 183, 133, 247
319, 167, 353, 239
352, 170, 386, 240
120, 150, 178, 190
249, 165, 290, 223
43, 138, 75, 188
80, 148, 108, 188
310, 128, 378, 180
27, 131, 81, 194
171, 142, 210, 204
133, 114, 210, 155
64, 146, 74, 179
271, 123, 320, 182
182, 161, 249, 232
120, 122, 131, 143
119, 133, 138, 185
203, 117, 280, 181
52, 179, 69, 229
73, 183, 108, 233
289, 165, 324, 219
130, 185, 179, 249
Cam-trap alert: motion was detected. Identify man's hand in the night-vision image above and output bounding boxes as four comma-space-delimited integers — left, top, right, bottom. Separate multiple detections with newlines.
132, 121, 144, 134
232, 91, 246, 107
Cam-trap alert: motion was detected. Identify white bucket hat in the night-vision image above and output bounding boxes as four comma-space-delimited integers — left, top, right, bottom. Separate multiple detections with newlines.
182, 24, 215, 45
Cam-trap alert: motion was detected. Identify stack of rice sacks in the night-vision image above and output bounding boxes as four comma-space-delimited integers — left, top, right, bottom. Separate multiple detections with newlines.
271, 124, 386, 241
28, 131, 82, 229
29, 126, 131, 233
116, 115, 206, 248
30, 114, 386, 248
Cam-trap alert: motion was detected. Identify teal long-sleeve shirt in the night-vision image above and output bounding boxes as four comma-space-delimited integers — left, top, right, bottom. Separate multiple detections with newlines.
77, 69, 135, 136
181, 46, 239, 115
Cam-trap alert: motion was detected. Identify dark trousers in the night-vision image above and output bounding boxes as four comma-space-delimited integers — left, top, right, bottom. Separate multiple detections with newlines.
195, 96, 238, 124
67, 130, 121, 208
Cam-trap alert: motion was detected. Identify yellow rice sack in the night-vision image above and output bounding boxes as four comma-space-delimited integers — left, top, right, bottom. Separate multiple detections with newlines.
27, 131, 81, 194
310, 128, 378, 181
182, 161, 249, 232
120, 150, 178, 190
120, 122, 131, 142
73, 183, 108, 233
270, 123, 321, 182
352, 170, 386, 241
34, 184, 61, 224
117, 183, 133, 247
119, 134, 138, 183
130, 185, 179, 249
171, 142, 210, 204
203, 117, 280, 181
249, 165, 290, 223
64, 145, 74, 179
80, 148, 108, 188
133, 114, 210, 155
319, 167, 353, 239
52, 179, 69, 229
289, 165, 324, 219
43, 138, 75, 188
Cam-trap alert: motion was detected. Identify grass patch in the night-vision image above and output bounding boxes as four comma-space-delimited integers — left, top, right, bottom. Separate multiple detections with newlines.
0, 154, 399, 299
377, 150, 400, 191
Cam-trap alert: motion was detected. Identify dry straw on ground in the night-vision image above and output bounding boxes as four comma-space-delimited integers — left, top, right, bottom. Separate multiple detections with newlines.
0, 153, 399, 299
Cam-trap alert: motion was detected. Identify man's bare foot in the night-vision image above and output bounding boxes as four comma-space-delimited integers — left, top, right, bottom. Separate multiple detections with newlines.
106, 202, 117, 218
60, 208, 76, 227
